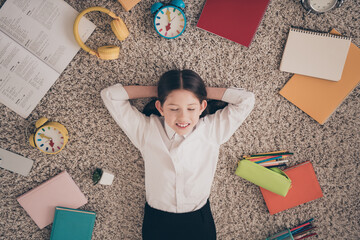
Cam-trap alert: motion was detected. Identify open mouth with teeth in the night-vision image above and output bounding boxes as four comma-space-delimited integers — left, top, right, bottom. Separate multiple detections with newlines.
176, 123, 190, 128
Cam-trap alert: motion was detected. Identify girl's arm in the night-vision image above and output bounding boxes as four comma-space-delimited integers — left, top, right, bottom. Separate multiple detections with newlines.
101, 84, 153, 150
123, 86, 157, 99
206, 87, 227, 100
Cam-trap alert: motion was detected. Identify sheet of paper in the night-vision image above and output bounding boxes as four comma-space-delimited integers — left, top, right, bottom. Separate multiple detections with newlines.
0, 32, 59, 118
0, 0, 96, 73
0, 0, 96, 118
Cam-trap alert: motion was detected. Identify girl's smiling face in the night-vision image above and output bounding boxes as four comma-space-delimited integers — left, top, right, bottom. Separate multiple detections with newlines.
156, 89, 207, 136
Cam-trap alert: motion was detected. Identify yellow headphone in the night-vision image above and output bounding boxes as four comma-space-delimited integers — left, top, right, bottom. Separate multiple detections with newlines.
73, 7, 129, 60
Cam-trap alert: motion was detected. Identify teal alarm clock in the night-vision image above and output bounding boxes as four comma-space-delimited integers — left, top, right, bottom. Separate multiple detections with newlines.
151, 0, 186, 39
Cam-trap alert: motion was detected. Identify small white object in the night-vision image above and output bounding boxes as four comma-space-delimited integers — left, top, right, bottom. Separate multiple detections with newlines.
98, 169, 115, 185
0, 148, 34, 176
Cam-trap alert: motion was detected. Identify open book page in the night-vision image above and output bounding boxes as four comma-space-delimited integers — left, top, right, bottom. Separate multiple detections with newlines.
0, 0, 96, 73
0, 31, 59, 118
0, 0, 96, 118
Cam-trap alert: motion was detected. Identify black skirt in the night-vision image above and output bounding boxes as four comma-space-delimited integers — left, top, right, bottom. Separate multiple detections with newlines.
142, 200, 216, 240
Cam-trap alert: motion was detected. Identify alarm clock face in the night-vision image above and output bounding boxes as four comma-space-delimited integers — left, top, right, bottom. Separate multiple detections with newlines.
35, 126, 65, 153
154, 6, 186, 39
308, 0, 338, 12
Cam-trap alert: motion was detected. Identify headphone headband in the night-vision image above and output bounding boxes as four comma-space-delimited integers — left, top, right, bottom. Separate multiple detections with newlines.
73, 7, 120, 57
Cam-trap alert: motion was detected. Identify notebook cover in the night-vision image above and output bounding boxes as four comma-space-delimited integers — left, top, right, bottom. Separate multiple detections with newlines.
50, 207, 96, 240
117, 0, 141, 11
260, 161, 323, 215
279, 29, 360, 124
0, 148, 33, 176
279, 28, 351, 81
196, 0, 270, 47
17, 171, 88, 229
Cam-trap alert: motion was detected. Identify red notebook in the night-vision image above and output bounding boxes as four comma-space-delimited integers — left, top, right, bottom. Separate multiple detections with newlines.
260, 161, 323, 215
196, 0, 270, 47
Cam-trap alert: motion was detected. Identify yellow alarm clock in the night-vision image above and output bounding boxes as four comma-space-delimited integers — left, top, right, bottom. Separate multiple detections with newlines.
29, 117, 69, 154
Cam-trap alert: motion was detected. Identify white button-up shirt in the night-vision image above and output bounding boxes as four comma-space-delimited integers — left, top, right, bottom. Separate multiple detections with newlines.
101, 84, 255, 213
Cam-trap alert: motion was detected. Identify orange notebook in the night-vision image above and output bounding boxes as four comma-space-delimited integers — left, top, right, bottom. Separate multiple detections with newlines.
260, 161, 323, 215
279, 30, 360, 124
117, 0, 141, 11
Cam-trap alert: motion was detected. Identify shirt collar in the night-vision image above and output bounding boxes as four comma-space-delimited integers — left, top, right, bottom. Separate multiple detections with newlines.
164, 121, 176, 140
164, 121, 192, 140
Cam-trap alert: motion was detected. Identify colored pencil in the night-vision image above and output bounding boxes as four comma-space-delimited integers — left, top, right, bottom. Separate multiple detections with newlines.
243, 151, 293, 158
254, 156, 283, 163
246, 154, 290, 160
247, 155, 282, 161
259, 160, 289, 166
293, 227, 317, 237
265, 164, 287, 168
290, 221, 312, 232
295, 233, 317, 240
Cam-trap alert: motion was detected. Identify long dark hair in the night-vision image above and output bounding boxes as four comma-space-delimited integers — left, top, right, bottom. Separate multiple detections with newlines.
143, 70, 227, 117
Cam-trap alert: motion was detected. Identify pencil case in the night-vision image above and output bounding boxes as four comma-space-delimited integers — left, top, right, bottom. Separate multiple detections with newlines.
265, 229, 294, 240
235, 160, 292, 197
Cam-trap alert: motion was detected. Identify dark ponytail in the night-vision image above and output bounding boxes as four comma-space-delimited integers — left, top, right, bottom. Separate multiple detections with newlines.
143, 70, 227, 117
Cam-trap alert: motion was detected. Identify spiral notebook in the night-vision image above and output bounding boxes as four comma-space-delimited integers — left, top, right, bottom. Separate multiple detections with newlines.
280, 28, 351, 81
280, 29, 360, 124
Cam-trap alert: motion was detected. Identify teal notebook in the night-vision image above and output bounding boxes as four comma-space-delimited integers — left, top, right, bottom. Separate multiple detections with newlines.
50, 207, 96, 240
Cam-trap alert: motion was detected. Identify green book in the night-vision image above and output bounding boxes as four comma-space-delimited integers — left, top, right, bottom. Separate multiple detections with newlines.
50, 207, 96, 240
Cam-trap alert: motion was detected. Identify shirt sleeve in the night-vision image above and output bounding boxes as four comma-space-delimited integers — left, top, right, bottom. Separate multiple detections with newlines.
204, 87, 255, 145
100, 83, 150, 150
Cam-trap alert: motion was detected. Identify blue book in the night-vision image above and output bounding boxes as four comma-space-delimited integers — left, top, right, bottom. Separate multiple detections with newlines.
50, 207, 96, 240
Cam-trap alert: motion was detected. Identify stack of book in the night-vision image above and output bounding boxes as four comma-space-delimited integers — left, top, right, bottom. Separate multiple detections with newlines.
17, 171, 96, 239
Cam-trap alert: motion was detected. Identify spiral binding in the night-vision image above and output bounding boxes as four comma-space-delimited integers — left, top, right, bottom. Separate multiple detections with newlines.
290, 28, 351, 40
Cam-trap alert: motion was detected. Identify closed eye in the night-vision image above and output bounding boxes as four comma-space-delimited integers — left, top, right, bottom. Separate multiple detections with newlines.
188, 109, 195, 111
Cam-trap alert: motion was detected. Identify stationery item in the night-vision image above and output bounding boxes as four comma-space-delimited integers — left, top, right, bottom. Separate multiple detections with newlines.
280, 27, 351, 81
265, 164, 287, 169
0, 0, 96, 118
266, 229, 294, 240
50, 207, 96, 240
118, 0, 142, 11
196, 0, 270, 47
17, 171, 88, 229
244, 151, 293, 158
260, 160, 289, 166
0, 148, 34, 176
266, 218, 317, 240
280, 29, 360, 124
235, 160, 292, 197
260, 161, 323, 215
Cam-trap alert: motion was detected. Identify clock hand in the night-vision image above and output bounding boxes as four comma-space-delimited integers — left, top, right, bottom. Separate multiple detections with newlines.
49, 139, 55, 148
39, 133, 52, 140
165, 22, 171, 31
166, 10, 171, 22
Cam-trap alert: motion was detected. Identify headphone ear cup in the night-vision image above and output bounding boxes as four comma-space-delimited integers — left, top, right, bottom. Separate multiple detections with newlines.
97, 45, 120, 60
111, 19, 129, 41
